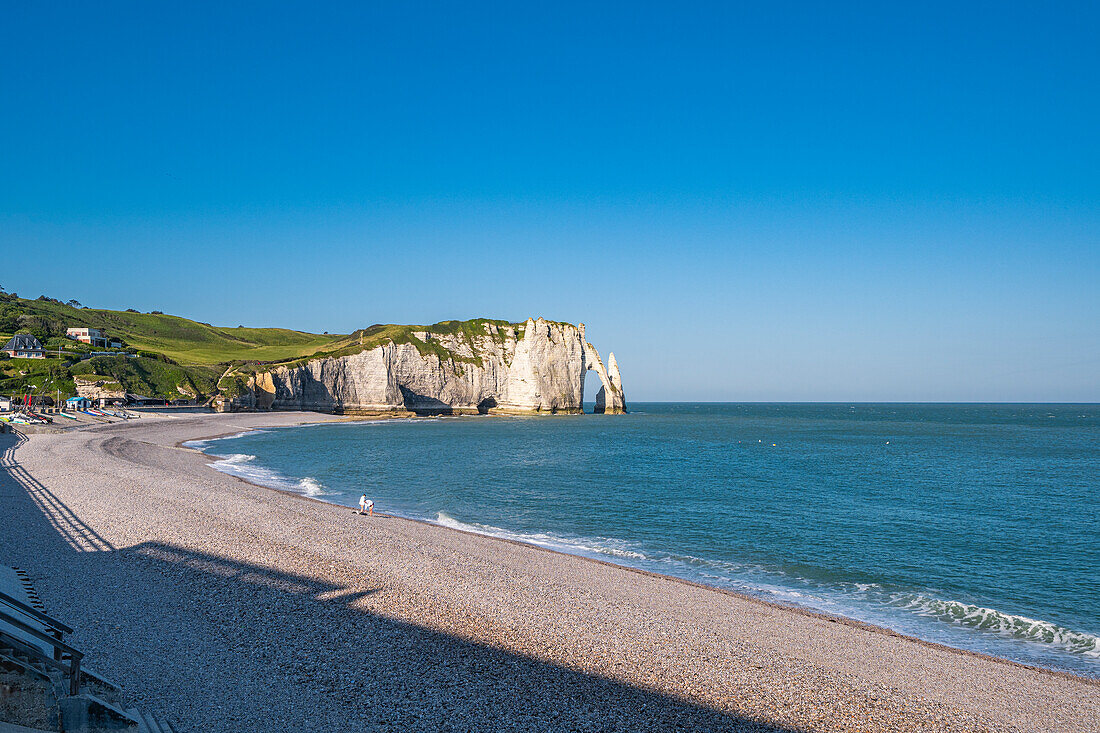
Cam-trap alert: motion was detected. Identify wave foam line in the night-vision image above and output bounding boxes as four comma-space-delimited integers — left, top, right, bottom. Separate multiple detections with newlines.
892, 594, 1100, 657
209, 453, 330, 497
185, 439, 1100, 666
183, 429, 268, 453
434, 512, 648, 560
436, 513, 1100, 662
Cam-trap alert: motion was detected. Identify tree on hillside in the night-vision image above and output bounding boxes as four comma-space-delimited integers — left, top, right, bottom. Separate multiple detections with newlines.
16, 314, 64, 342
0, 305, 22, 333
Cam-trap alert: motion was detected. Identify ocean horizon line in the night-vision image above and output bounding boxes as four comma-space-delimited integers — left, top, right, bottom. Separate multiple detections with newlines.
598, 400, 1100, 405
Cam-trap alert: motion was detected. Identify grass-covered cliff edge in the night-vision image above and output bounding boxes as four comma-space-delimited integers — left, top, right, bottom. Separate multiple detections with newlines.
1, 290, 340, 400
0, 289, 606, 410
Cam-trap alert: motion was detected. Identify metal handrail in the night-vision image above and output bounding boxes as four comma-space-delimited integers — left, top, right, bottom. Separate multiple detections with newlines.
0, 611, 81, 658
0, 589, 74, 634
0, 631, 69, 672
0, 606, 83, 695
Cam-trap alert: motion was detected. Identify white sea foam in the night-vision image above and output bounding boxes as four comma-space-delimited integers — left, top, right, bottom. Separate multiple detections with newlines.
187, 437, 1098, 671
428, 515, 1100, 662
434, 512, 648, 561
208, 452, 331, 497
183, 429, 267, 452
298, 477, 326, 497
891, 594, 1100, 657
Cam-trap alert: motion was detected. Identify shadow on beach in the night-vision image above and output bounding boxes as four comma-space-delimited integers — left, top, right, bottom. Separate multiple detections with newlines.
0, 433, 803, 732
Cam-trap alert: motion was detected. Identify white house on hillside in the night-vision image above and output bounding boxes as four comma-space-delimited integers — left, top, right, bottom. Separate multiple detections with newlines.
66, 327, 122, 349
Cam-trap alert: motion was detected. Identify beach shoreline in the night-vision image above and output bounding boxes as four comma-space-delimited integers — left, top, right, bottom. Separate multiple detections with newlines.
182, 413, 1097, 686
3, 411, 1097, 731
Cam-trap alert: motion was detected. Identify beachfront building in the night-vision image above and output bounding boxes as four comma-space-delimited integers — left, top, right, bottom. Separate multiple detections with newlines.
66, 396, 92, 410
66, 327, 122, 349
2, 334, 46, 359
125, 394, 167, 407
0, 396, 11, 411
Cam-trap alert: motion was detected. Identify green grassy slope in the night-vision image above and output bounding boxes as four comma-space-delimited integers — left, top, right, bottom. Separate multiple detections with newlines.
0, 357, 74, 397
0, 291, 342, 400
1, 293, 340, 365
230, 318, 525, 377
322, 319, 521, 364
0, 291, 546, 402
70, 356, 221, 399
0, 354, 221, 402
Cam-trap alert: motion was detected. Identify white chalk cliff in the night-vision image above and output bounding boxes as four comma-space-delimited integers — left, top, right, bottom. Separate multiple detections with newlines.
228, 318, 625, 415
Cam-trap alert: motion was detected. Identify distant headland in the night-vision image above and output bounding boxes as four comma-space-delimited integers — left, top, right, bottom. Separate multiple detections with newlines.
0, 289, 624, 415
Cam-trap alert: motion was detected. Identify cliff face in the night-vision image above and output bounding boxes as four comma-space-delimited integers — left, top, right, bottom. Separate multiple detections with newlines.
229, 318, 625, 415
74, 376, 126, 402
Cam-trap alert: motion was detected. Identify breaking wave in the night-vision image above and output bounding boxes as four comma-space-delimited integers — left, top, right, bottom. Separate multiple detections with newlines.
891, 594, 1100, 657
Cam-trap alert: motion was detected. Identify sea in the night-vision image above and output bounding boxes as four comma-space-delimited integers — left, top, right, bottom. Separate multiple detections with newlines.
185, 403, 1100, 677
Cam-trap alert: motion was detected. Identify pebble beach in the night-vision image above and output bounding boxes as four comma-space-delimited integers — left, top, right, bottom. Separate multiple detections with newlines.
2, 412, 1097, 732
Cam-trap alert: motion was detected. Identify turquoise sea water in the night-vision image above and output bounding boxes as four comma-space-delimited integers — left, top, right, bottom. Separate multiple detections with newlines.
187, 403, 1100, 677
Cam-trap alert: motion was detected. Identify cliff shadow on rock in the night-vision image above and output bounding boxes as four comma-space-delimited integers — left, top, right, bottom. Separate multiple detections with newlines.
398, 385, 481, 416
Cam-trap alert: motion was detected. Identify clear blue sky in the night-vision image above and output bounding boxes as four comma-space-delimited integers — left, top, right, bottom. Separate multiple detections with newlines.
2, 2, 1097, 401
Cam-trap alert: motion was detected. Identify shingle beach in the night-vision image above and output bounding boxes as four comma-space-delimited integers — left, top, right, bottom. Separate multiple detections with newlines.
2, 412, 1097, 732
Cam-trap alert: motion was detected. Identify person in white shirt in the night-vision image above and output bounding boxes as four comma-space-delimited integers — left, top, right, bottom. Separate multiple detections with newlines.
359, 495, 374, 516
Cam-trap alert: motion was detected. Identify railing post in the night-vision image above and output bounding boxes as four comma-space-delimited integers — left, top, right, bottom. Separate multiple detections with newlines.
69, 654, 82, 696
53, 629, 63, 661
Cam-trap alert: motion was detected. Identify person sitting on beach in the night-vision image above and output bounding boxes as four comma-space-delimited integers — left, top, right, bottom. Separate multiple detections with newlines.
359, 495, 374, 516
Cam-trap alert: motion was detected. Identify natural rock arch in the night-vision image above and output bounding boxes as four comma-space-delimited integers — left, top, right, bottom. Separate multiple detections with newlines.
584, 342, 626, 414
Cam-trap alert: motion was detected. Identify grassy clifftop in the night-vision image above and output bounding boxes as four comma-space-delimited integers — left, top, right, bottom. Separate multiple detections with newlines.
0, 290, 555, 401
319, 319, 522, 364
224, 319, 525, 387
1, 292, 340, 365
70, 356, 221, 399
1, 291, 341, 399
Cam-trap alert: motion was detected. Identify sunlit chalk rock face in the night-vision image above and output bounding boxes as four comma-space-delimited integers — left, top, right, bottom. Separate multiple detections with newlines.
74, 376, 127, 402
233, 318, 624, 415
584, 340, 625, 415
595, 350, 626, 414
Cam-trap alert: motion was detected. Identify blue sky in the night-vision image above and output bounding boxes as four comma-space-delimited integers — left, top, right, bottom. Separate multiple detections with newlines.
2, 2, 1097, 401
